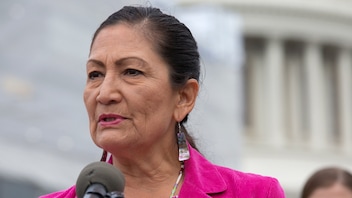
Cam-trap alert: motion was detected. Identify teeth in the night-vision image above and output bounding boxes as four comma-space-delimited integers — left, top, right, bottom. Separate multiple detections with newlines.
104, 117, 116, 122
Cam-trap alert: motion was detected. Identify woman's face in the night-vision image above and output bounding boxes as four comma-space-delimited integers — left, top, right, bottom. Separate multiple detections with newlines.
84, 24, 181, 153
309, 183, 352, 198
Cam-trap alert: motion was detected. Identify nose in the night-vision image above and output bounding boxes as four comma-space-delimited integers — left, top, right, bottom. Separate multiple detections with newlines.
96, 75, 122, 105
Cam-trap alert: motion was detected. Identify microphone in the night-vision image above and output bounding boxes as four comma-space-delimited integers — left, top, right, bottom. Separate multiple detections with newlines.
76, 161, 125, 198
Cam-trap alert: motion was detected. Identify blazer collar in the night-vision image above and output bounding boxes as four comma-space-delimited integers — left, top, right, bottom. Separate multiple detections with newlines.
180, 144, 227, 197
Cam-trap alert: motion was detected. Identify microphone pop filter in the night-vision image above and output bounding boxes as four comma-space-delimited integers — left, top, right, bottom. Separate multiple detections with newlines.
76, 161, 125, 198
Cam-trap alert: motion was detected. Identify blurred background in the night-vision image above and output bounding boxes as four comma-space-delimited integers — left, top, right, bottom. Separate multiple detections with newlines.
1, 0, 351, 197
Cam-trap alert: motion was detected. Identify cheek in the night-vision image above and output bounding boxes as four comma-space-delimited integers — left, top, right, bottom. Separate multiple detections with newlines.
83, 90, 90, 109
83, 88, 96, 118
143, 87, 176, 116
84, 88, 99, 142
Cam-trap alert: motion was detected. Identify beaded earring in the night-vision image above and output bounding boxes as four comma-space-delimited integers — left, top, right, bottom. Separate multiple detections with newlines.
100, 150, 107, 162
177, 122, 190, 161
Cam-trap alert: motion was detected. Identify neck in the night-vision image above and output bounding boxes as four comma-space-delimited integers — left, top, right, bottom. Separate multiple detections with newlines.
110, 142, 182, 197
124, 167, 184, 198
118, 161, 183, 198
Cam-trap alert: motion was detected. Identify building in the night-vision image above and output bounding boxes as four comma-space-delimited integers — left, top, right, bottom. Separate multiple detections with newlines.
178, 0, 352, 197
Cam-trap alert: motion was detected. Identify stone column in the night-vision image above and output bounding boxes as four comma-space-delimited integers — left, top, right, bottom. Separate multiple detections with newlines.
337, 47, 352, 154
305, 42, 328, 150
249, 48, 267, 141
265, 38, 285, 148
286, 55, 304, 144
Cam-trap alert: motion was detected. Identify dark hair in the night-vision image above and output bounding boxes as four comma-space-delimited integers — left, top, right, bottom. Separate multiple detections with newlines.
92, 6, 200, 150
301, 167, 352, 198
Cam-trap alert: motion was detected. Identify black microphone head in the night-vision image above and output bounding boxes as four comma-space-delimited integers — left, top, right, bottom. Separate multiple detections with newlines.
76, 161, 125, 198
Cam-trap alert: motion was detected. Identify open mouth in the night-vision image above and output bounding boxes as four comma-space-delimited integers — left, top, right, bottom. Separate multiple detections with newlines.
98, 114, 124, 124
102, 117, 117, 122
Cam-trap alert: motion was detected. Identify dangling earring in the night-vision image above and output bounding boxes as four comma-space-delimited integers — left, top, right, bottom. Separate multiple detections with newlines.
100, 150, 107, 162
177, 122, 190, 161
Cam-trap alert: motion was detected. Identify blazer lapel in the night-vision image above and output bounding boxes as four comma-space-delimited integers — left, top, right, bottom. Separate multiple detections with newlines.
179, 145, 227, 197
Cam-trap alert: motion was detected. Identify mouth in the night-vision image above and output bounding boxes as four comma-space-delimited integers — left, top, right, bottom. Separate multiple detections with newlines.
101, 117, 117, 122
98, 114, 125, 123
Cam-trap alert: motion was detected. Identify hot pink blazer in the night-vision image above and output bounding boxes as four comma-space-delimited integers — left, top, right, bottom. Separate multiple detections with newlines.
40, 145, 285, 198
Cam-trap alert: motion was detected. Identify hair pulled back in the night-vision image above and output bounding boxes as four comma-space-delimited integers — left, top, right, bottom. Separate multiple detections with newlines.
91, 6, 200, 150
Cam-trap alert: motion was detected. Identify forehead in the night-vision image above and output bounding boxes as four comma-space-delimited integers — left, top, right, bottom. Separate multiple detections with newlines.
310, 183, 352, 198
92, 24, 146, 50
89, 23, 162, 61
88, 23, 170, 72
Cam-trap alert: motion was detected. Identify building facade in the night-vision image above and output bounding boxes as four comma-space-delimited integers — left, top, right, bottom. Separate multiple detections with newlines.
178, 0, 352, 197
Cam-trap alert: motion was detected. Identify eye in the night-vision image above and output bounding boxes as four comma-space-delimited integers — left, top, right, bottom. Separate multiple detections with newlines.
124, 69, 143, 76
88, 71, 104, 80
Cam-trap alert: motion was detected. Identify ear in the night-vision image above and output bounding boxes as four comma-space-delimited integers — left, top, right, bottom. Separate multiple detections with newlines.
174, 79, 199, 122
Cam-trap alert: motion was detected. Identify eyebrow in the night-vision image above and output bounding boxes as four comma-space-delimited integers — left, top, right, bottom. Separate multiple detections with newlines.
87, 57, 146, 68
86, 59, 104, 68
116, 57, 146, 67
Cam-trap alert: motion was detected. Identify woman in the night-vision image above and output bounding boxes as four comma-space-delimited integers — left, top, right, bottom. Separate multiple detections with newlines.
41, 5, 285, 198
301, 167, 352, 198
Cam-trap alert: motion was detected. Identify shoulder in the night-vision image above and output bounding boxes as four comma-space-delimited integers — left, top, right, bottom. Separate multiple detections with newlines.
185, 145, 285, 197
215, 165, 285, 197
39, 185, 76, 198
